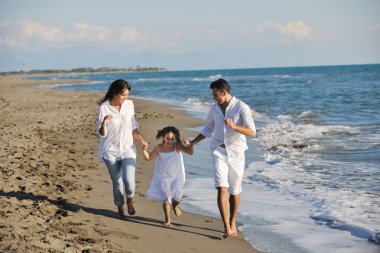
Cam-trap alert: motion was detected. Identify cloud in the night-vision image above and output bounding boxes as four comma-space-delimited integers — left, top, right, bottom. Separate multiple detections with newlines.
257, 21, 312, 41
119, 27, 139, 42
368, 24, 380, 30
0, 21, 139, 46
72, 22, 110, 41
21, 21, 61, 41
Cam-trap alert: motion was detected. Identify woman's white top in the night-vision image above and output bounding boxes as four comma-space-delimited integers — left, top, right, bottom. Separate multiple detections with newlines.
97, 100, 139, 162
146, 145, 186, 203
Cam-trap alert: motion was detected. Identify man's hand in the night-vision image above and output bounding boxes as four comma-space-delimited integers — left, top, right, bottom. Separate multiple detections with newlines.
225, 118, 235, 129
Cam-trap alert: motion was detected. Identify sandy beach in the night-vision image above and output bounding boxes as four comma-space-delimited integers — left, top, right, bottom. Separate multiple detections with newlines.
0, 75, 262, 252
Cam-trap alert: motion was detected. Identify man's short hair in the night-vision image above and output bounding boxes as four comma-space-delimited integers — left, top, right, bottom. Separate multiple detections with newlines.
210, 79, 230, 93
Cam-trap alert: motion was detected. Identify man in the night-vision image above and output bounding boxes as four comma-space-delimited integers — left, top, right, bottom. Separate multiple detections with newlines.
191, 78, 256, 238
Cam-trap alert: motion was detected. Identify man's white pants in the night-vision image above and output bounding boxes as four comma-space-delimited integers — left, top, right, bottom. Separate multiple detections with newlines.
212, 146, 245, 195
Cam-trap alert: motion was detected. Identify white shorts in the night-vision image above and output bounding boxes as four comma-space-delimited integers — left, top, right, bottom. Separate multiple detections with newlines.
212, 146, 245, 195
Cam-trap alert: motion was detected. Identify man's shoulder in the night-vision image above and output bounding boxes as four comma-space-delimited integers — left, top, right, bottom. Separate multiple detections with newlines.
231, 97, 250, 109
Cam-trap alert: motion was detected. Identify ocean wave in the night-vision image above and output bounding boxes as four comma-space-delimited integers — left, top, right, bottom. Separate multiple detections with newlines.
209, 74, 223, 80
245, 159, 380, 242
297, 111, 317, 119
182, 97, 211, 109
310, 211, 380, 245
36, 81, 104, 89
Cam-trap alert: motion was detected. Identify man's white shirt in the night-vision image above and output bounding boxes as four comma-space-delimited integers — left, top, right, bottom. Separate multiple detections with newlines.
200, 96, 255, 159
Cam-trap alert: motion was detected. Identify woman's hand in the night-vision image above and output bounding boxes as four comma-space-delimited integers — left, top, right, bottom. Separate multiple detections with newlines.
141, 140, 148, 150
102, 115, 112, 125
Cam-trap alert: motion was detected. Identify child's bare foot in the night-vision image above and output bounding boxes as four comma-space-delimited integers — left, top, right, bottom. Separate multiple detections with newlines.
127, 198, 136, 215
163, 222, 171, 227
172, 200, 182, 217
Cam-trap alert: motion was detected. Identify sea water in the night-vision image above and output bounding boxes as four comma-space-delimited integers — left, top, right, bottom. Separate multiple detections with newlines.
33, 64, 380, 253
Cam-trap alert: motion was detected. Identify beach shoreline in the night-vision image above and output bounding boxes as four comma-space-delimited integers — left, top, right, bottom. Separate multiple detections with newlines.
0, 75, 262, 252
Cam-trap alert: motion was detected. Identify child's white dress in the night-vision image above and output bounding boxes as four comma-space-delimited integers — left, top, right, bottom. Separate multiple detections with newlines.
146, 145, 186, 204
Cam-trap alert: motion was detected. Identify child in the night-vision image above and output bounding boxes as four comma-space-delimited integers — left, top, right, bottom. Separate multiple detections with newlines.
142, 126, 193, 227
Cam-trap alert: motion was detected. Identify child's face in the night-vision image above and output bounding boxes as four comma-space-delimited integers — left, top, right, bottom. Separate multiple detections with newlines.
163, 132, 176, 146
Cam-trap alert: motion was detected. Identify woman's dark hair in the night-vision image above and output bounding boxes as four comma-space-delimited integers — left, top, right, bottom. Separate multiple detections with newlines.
98, 79, 131, 105
210, 78, 230, 93
156, 126, 181, 143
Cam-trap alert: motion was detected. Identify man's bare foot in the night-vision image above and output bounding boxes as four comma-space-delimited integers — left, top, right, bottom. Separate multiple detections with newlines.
222, 227, 234, 238
172, 200, 182, 217
230, 223, 238, 236
127, 198, 136, 215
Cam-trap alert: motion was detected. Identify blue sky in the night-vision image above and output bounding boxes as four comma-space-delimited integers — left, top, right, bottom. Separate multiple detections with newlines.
0, 0, 379, 71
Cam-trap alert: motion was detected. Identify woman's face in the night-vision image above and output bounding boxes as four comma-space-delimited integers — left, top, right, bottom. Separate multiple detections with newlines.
163, 132, 176, 146
112, 89, 129, 105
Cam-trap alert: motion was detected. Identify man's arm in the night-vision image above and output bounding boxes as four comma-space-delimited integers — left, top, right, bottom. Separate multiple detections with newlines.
191, 133, 206, 146
225, 119, 255, 136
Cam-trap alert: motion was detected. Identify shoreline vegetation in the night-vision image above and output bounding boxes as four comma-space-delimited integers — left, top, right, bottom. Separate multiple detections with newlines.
0, 66, 167, 76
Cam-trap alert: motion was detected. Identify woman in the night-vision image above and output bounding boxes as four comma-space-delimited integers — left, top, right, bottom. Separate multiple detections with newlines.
97, 79, 147, 219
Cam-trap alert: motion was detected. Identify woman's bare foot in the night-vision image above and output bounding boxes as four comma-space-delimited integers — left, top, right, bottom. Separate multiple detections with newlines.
117, 205, 125, 219
172, 200, 182, 217
127, 198, 136, 215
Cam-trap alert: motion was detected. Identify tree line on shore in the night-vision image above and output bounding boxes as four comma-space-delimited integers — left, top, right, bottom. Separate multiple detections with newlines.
0, 66, 167, 76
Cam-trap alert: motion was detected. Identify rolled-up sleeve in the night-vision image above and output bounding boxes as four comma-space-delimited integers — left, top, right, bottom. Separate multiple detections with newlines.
241, 103, 256, 135
96, 106, 107, 137
200, 108, 215, 138
130, 102, 139, 130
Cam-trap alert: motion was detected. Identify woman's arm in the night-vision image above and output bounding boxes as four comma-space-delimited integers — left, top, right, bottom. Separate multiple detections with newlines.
98, 115, 112, 136
132, 128, 148, 149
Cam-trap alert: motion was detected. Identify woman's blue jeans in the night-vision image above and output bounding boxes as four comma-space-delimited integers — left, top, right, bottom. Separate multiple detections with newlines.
103, 157, 136, 206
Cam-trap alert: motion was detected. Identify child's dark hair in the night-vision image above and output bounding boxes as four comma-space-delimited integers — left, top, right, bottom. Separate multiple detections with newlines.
156, 126, 181, 143
98, 79, 131, 105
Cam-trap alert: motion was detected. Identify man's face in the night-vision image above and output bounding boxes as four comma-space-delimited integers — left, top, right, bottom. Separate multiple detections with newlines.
211, 88, 227, 104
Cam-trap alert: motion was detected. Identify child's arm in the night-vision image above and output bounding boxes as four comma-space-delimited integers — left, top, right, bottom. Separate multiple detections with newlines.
142, 145, 159, 161
178, 138, 193, 155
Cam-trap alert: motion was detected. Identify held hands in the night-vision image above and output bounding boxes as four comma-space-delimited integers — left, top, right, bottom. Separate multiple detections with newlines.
141, 140, 148, 150
182, 138, 192, 147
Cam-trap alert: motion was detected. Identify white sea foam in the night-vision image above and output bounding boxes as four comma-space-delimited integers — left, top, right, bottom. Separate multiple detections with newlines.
297, 111, 316, 119
209, 74, 223, 80
184, 173, 380, 253
182, 97, 211, 110
37, 81, 103, 88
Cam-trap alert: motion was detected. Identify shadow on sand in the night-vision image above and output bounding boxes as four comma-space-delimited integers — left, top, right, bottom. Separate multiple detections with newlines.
1, 189, 222, 240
